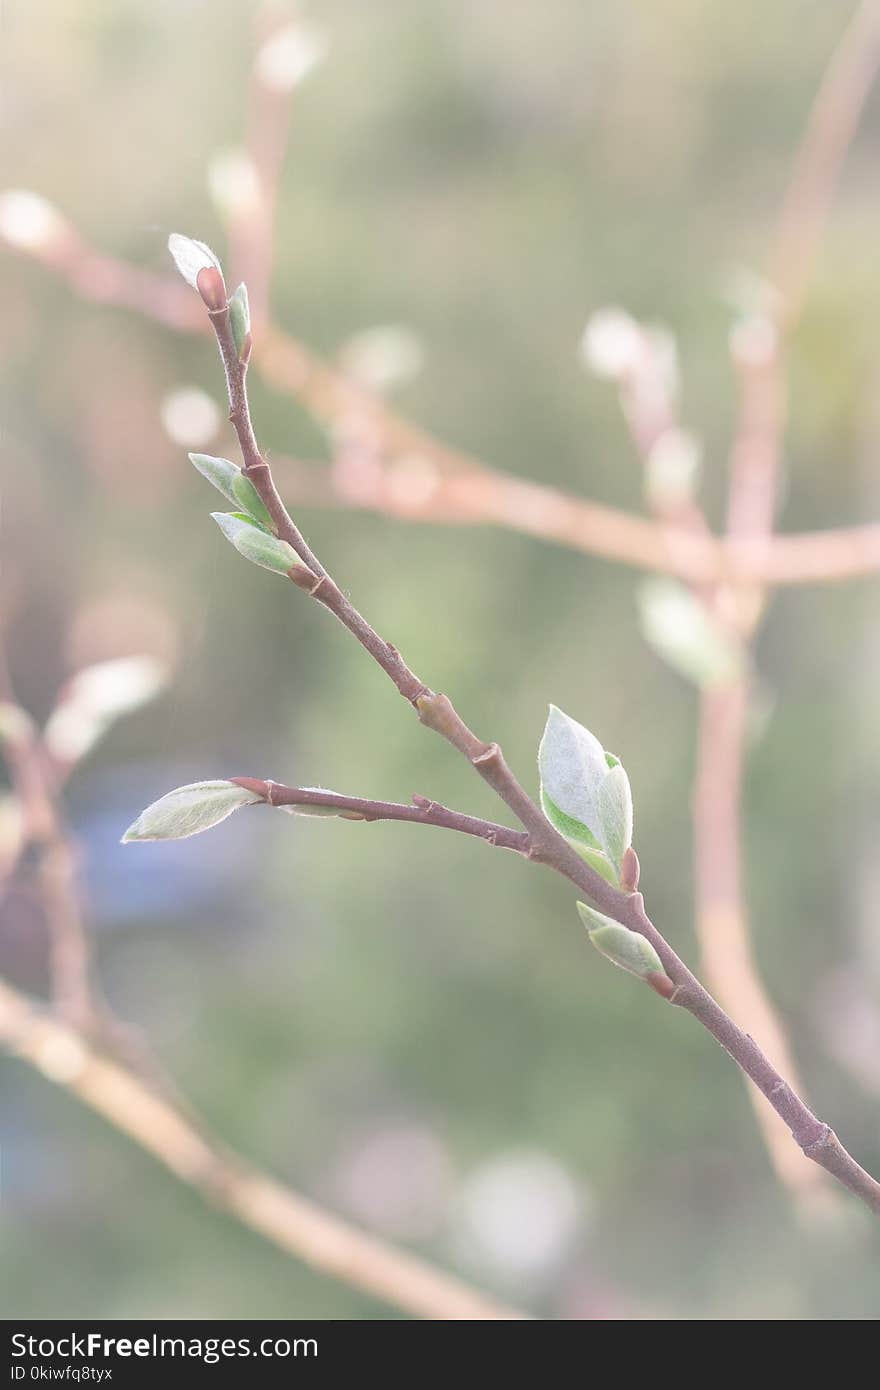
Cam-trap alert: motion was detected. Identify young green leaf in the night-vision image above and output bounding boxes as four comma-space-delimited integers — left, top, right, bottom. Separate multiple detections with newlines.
122, 780, 261, 842
211, 512, 302, 576
167, 234, 222, 290
572, 842, 620, 887
576, 902, 668, 984
189, 452, 239, 504
229, 282, 251, 359
230, 472, 273, 531
596, 763, 633, 876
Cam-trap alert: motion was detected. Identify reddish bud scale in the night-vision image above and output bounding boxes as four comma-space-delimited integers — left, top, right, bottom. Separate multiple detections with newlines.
197, 265, 227, 312
646, 971, 676, 1000
620, 845, 640, 893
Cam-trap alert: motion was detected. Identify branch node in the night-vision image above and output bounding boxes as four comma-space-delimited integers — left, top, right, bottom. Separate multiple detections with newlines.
472, 741, 501, 768
802, 1124, 835, 1157
242, 461, 271, 480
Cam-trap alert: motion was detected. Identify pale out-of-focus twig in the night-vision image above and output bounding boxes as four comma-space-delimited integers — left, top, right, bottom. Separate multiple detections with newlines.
223, 8, 329, 328
692, 681, 828, 1201
770, 0, 880, 328
0, 977, 525, 1321
3, 214, 880, 587
0, 666, 94, 1027
695, 0, 880, 1204
583, 306, 823, 1201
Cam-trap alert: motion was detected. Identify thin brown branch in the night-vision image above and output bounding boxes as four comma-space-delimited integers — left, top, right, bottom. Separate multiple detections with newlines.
230, 777, 532, 854
200, 275, 880, 1217
0, 977, 525, 1320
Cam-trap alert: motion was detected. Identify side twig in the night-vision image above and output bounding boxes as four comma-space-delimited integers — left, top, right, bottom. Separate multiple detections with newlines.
230, 777, 532, 854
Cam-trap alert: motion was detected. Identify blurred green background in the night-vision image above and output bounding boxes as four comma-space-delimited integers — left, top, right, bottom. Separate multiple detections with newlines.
2, 0, 879, 1320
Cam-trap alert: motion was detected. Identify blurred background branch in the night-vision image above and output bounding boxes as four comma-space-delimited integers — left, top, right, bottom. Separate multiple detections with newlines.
0, 977, 522, 1320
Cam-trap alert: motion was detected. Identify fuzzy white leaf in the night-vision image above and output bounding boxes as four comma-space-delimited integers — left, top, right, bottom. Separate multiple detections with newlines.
167, 233, 222, 290
538, 705, 610, 848
122, 780, 260, 843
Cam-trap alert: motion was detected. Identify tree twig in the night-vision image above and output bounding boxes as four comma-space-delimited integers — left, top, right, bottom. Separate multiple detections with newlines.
230, 777, 532, 853
198, 272, 880, 1217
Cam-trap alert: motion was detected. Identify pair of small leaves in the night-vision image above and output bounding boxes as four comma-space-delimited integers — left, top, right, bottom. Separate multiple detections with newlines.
538, 705, 633, 885
190, 453, 273, 529
121, 780, 362, 843
189, 453, 306, 578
